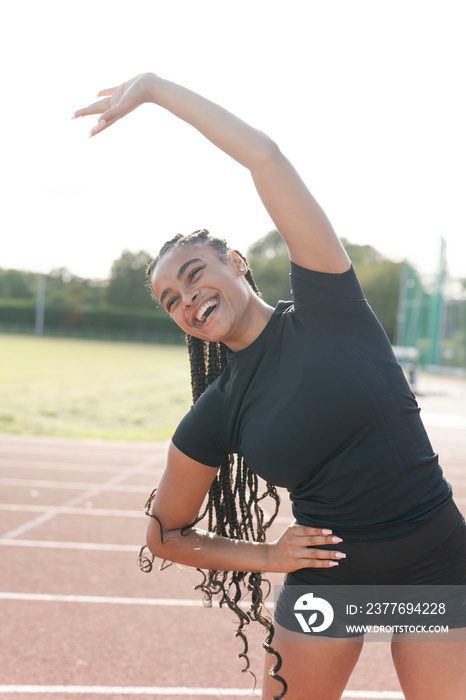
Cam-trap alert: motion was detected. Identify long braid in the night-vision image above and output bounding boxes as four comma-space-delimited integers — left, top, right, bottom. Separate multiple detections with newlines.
141, 230, 285, 698
187, 335, 207, 400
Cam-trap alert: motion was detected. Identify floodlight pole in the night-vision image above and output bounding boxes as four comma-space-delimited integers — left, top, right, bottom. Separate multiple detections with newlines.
427, 237, 446, 367
35, 273, 46, 336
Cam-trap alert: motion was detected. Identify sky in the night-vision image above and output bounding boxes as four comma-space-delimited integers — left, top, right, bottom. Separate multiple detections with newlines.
1, 0, 465, 285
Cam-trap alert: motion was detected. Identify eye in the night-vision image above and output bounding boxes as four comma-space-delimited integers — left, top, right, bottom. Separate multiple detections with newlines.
166, 296, 179, 313
188, 266, 204, 282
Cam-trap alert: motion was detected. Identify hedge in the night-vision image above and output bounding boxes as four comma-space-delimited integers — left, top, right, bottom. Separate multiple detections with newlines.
0, 299, 182, 336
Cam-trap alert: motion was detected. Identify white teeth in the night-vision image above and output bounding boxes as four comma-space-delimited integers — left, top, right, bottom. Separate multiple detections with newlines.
195, 298, 218, 322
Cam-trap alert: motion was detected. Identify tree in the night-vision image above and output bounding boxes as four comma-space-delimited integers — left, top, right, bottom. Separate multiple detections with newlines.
42, 268, 105, 308
0, 269, 33, 299
106, 250, 155, 309
247, 230, 290, 304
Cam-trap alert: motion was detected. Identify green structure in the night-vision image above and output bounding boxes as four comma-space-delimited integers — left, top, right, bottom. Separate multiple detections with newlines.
395, 238, 452, 369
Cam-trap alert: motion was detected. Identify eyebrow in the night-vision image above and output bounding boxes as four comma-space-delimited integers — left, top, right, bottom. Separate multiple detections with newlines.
160, 258, 203, 306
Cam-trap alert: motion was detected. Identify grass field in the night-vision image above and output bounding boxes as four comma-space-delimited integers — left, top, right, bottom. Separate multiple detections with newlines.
0, 335, 193, 440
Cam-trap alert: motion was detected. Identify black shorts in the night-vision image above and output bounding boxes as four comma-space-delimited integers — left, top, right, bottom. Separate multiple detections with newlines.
274, 499, 466, 638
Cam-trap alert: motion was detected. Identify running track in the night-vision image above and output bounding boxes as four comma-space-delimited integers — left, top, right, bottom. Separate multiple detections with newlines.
1, 374, 465, 699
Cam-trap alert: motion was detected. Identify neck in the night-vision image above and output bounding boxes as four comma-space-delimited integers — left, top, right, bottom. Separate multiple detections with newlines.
224, 297, 274, 353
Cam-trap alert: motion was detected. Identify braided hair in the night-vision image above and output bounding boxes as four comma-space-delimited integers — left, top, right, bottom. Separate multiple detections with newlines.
140, 230, 287, 698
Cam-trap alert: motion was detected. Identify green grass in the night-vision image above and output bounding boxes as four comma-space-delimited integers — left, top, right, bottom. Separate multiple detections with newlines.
0, 335, 193, 440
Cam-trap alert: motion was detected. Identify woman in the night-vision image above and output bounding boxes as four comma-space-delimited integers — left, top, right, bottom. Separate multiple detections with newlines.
74, 73, 466, 700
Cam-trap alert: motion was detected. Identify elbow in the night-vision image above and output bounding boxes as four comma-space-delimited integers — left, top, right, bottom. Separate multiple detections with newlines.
146, 518, 189, 562
254, 133, 281, 165
146, 517, 167, 561
146, 520, 207, 568
248, 134, 285, 176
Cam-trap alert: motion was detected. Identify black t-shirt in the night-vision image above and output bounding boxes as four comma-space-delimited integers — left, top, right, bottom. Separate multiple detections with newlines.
172, 263, 451, 537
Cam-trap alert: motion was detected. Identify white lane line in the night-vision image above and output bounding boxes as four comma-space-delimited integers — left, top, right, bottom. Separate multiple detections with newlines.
343, 695, 404, 699
0, 458, 157, 474
1, 456, 154, 540
0, 436, 168, 450
0, 688, 252, 697
0, 538, 138, 552
0, 478, 149, 493
0, 592, 271, 611
0, 593, 205, 606
0, 504, 143, 518
0, 687, 404, 698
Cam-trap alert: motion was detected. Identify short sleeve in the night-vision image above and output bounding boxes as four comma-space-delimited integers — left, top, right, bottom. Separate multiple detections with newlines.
290, 262, 365, 310
171, 382, 230, 467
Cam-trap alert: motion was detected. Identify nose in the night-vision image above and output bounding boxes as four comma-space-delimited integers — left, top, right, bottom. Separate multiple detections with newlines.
182, 291, 198, 308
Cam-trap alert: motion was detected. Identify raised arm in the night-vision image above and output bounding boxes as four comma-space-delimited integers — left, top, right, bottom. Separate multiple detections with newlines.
74, 72, 350, 273
145, 442, 345, 573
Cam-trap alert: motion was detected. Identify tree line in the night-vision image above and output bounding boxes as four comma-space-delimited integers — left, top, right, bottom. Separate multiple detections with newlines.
0, 234, 404, 342
2, 232, 464, 366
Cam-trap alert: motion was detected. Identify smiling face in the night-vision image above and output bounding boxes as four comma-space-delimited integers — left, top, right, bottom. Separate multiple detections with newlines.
150, 243, 254, 349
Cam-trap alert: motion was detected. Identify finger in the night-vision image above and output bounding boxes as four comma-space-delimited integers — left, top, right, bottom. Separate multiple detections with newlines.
88, 102, 127, 137
289, 525, 341, 539
89, 96, 140, 137
97, 87, 118, 97
300, 535, 343, 547
89, 117, 116, 138
288, 536, 336, 547
73, 99, 110, 118
294, 558, 340, 569
304, 548, 347, 560
290, 531, 343, 547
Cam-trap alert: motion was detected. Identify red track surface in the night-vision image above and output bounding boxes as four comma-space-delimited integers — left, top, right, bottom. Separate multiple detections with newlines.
1, 374, 465, 699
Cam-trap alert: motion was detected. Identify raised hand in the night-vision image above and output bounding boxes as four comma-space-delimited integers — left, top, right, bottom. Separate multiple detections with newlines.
73, 72, 157, 137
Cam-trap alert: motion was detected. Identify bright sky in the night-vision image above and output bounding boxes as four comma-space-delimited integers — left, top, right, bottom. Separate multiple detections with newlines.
2, 0, 465, 283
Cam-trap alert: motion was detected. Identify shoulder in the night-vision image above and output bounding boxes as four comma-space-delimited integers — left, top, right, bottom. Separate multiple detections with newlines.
290, 261, 365, 306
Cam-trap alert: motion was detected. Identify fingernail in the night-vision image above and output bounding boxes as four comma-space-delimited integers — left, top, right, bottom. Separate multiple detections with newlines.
90, 119, 106, 137
331, 536, 343, 543
321, 529, 332, 535
328, 561, 339, 567
335, 551, 346, 558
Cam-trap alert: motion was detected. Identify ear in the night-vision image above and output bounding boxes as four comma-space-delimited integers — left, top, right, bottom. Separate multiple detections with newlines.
231, 251, 247, 275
